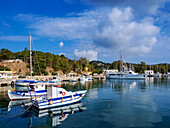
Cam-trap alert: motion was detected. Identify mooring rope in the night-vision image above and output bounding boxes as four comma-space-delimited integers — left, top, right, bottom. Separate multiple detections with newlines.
0, 105, 32, 118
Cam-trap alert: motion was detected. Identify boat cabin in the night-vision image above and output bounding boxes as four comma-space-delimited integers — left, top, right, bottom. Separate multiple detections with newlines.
47, 84, 66, 99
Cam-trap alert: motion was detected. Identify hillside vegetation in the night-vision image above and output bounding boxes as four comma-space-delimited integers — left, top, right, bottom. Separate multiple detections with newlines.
0, 48, 107, 75
0, 48, 169, 75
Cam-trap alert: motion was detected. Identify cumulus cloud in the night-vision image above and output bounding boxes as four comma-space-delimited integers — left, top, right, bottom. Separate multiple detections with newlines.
74, 49, 97, 61
15, 7, 160, 55
59, 42, 64, 47
94, 8, 160, 54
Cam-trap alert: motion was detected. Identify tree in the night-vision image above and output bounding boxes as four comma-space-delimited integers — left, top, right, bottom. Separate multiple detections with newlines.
0, 48, 14, 61
109, 61, 119, 69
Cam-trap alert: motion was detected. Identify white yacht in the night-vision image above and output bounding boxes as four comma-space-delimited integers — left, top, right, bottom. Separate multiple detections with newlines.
105, 69, 146, 79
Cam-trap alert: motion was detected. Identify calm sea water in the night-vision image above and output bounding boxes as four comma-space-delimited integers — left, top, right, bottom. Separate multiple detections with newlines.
0, 78, 170, 128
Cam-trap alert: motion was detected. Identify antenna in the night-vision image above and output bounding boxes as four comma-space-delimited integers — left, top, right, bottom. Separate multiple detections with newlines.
30, 34, 32, 78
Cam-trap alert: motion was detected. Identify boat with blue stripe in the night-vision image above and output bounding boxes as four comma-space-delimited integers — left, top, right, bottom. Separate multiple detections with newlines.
32, 83, 87, 109
8, 80, 61, 101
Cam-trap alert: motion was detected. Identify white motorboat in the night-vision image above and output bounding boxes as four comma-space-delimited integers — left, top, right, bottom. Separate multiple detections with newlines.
88, 75, 93, 81
69, 77, 77, 82
80, 75, 89, 82
8, 82, 61, 101
32, 83, 87, 109
80, 76, 86, 82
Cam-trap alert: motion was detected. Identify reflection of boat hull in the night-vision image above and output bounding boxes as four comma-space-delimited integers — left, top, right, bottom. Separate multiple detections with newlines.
32, 102, 86, 117
8, 100, 32, 111
33, 90, 87, 109
8, 90, 47, 100
31, 102, 87, 127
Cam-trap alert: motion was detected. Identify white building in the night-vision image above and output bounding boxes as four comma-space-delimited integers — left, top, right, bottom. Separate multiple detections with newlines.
3, 59, 22, 62
0, 71, 13, 79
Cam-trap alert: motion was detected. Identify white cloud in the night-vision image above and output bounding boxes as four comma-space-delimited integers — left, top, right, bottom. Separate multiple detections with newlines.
94, 7, 160, 55
74, 49, 97, 61
59, 42, 64, 47
15, 7, 160, 56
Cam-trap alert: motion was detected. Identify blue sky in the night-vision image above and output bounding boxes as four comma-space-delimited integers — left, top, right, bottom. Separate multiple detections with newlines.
0, 0, 170, 64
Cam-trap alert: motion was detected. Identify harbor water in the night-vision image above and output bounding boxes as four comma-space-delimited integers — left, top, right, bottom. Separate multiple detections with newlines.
0, 78, 170, 128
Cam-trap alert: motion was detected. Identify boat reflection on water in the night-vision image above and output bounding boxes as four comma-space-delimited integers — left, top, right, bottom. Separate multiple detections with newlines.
29, 102, 87, 127
107, 79, 147, 92
8, 100, 32, 111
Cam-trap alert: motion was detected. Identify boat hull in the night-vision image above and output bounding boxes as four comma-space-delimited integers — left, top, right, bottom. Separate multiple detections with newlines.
8, 90, 47, 100
33, 90, 87, 110
106, 74, 146, 79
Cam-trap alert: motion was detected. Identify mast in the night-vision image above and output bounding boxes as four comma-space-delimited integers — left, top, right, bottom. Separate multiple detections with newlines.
120, 50, 123, 73
30, 34, 32, 78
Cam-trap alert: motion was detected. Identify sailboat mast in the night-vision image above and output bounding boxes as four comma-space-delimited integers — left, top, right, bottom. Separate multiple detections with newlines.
30, 34, 32, 78
120, 50, 123, 72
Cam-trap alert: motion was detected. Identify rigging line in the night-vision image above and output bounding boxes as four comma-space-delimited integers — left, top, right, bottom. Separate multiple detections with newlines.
32, 39, 42, 75
0, 104, 32, 118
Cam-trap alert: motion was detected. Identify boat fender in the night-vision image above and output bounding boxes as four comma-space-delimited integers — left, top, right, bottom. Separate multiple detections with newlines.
62, 97, 63, 102
49, 100, 53, 105
79, 94, 82, 97
22, 93, 25, 96
11, 81, 15, 88
62, 92, 66, 96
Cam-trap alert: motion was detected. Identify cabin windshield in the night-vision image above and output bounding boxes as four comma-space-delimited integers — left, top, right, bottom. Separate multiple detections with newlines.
15, 85, 29, 92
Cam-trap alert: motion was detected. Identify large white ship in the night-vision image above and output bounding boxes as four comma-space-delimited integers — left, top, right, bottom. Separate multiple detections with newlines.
105, 69, 146, 79
105, 52, 146, 79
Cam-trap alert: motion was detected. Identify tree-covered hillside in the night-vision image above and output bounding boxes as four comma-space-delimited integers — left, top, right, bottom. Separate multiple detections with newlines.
0, 48, 97, 75
0, 48, 169, 75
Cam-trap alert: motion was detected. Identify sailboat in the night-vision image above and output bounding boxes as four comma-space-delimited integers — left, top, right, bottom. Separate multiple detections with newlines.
8, 34, 50, 100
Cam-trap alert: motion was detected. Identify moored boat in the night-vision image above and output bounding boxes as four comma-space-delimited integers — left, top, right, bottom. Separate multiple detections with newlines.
106, 69, 146, 79
32, 83, 87, 109
8, 82, 61, 101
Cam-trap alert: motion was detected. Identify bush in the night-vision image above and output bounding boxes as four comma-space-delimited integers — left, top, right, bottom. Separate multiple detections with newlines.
52, 72, 58, 75
44, 71, 49, 75
26, 72, 30, 76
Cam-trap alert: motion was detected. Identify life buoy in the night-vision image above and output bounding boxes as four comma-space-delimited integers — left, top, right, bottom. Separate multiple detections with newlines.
11, 81, 14, 88
62, 92, 66, 96
49, 100, 53, 105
